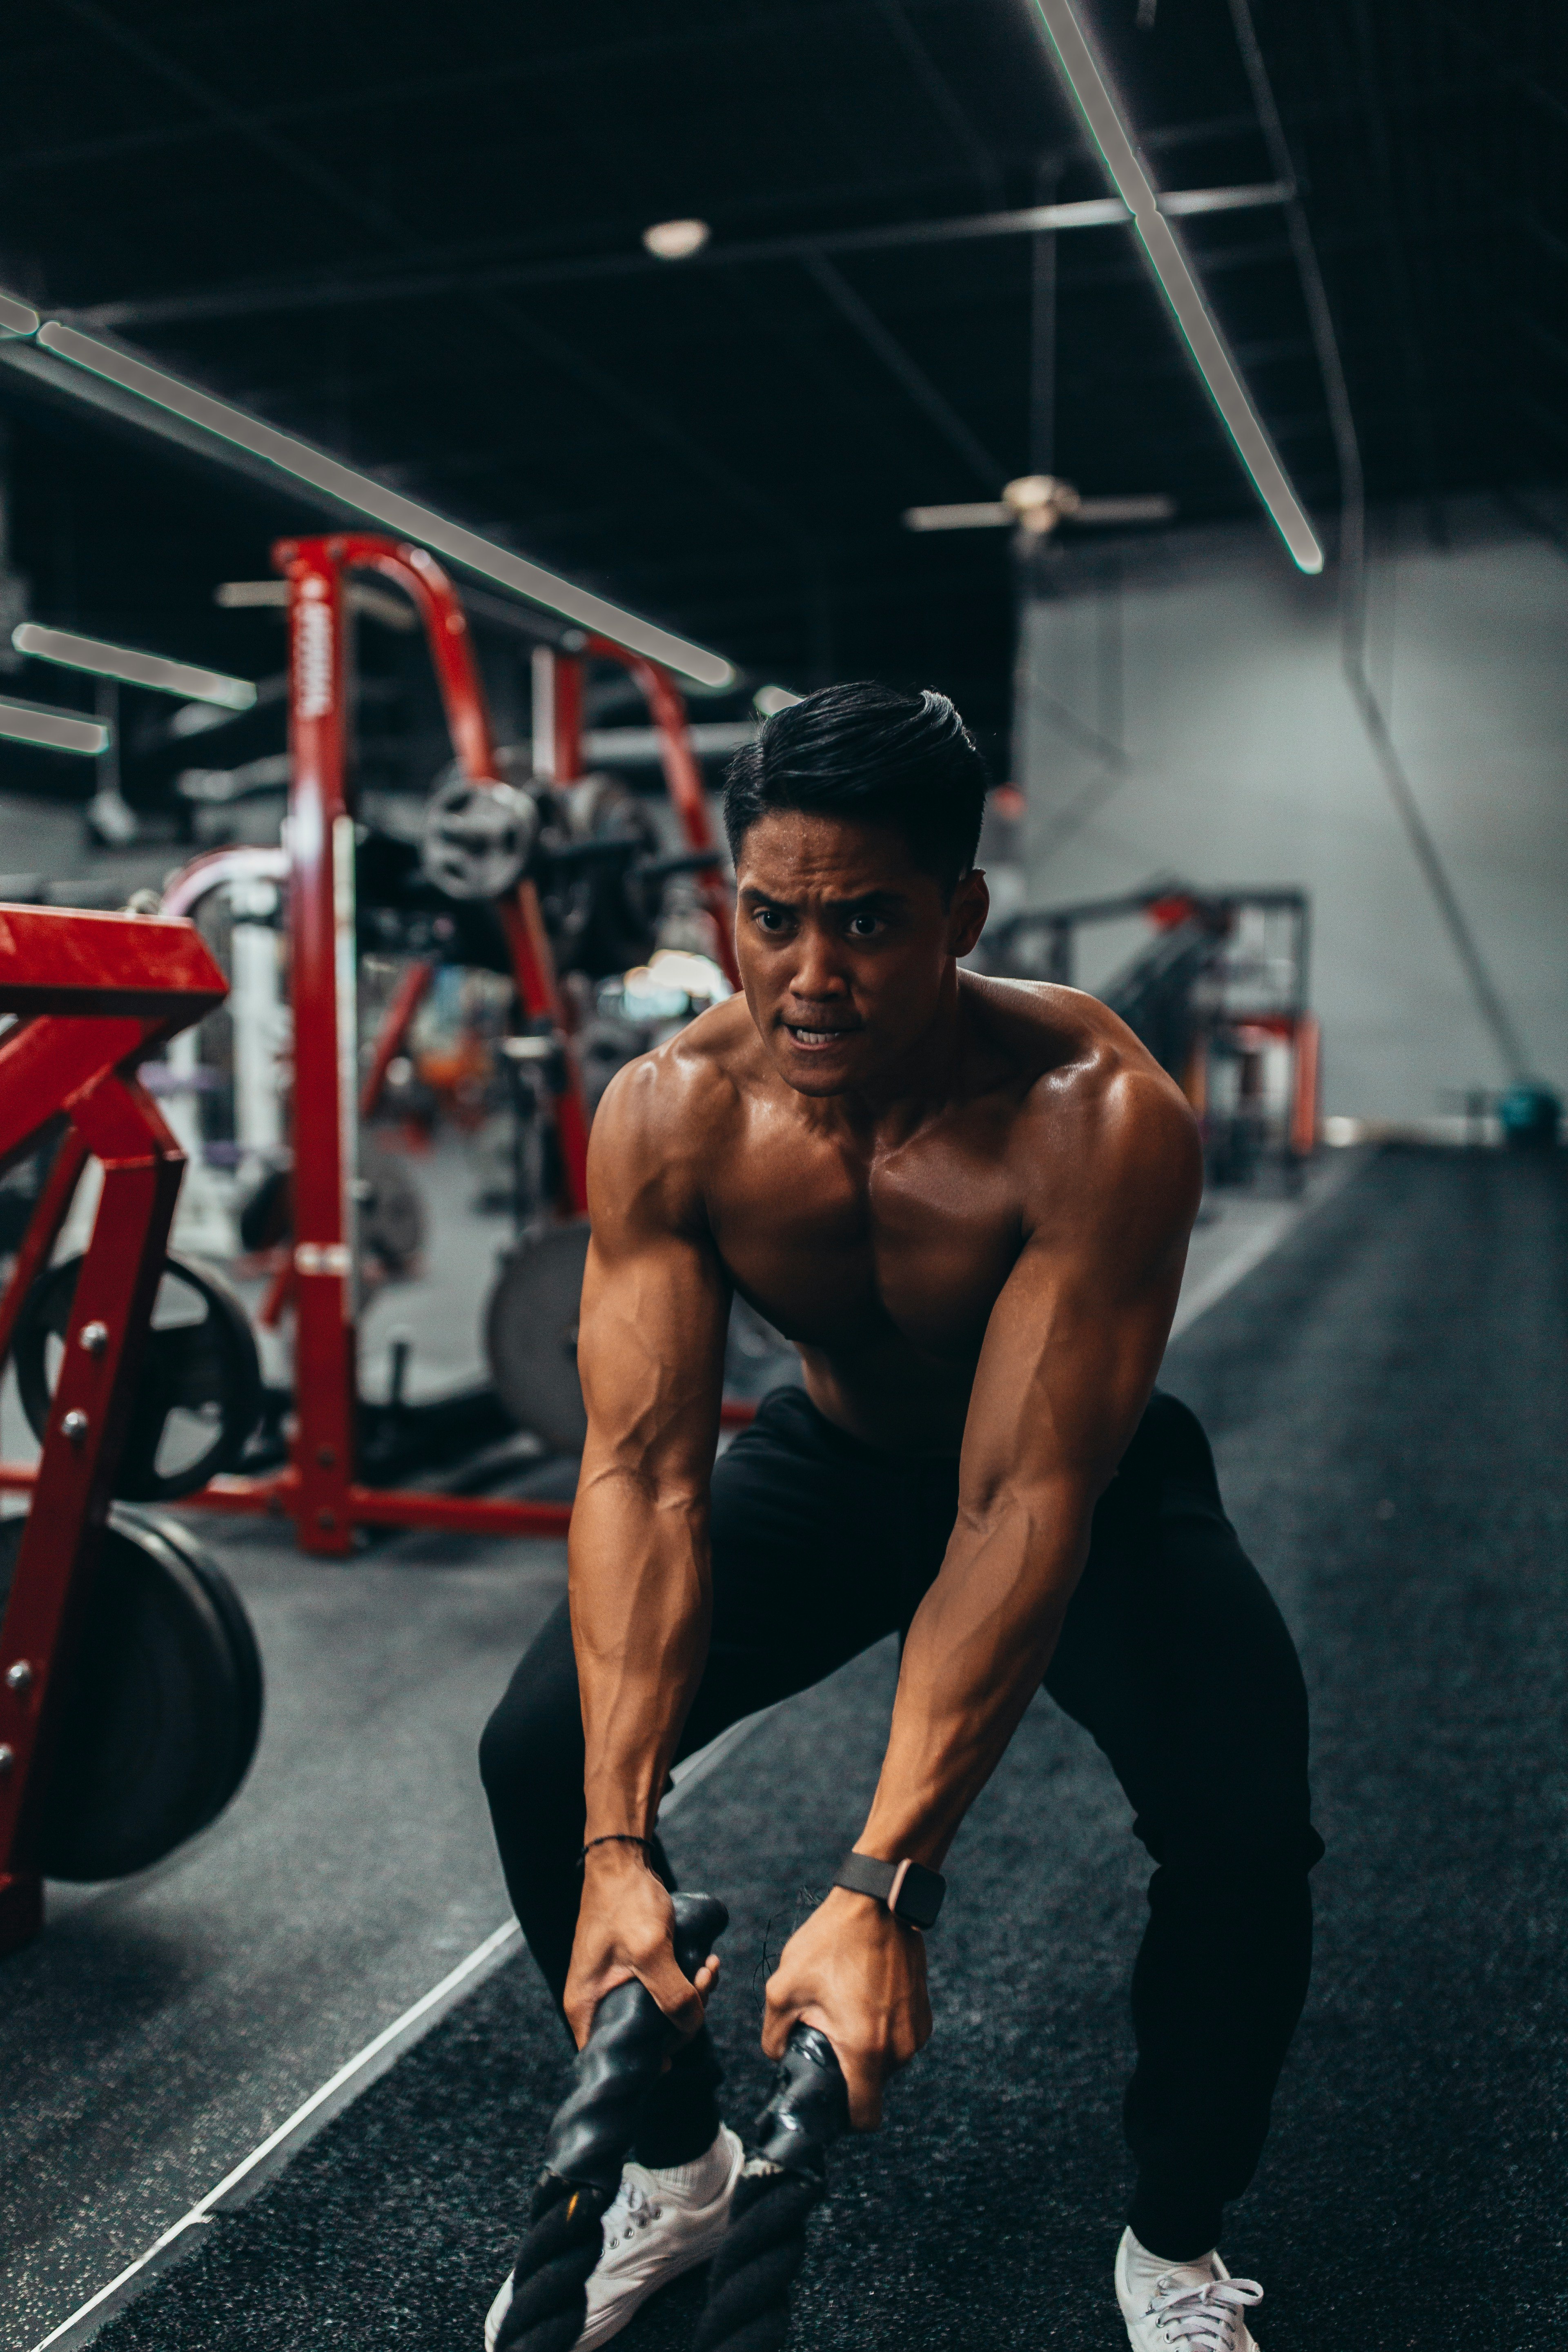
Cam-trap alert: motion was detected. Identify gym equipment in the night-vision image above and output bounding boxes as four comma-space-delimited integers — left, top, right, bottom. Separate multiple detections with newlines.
693, 2025, 851, 2352
986, 884, 1319, 1181
486, 1220, 591, 1455
237, 1143, 428, 1282
125, 536, 750, 1556
1497, 1082, 1562, 1152
13, 1252, 262, 1501
357, 1142, 428, 1276
0, 897, 233, 1952
0, 1508, 261, 1880
492, 1890, 729, 2352
421, 768, 539, 902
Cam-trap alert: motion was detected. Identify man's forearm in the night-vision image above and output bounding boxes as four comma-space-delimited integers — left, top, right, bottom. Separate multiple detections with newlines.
570, 1466, 712, 1842
856, 1485, 1092, 1868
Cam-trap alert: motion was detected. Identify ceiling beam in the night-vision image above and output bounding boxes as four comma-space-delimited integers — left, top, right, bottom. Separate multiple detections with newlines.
65, 183, 1292, 335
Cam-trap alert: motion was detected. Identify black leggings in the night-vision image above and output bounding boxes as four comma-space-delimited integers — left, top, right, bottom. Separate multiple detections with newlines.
480, 1387, 1322, 2259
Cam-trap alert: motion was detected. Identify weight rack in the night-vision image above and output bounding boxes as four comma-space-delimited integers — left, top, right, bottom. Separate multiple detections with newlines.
0, 535, 751, 1560
0, 902, 228, 1952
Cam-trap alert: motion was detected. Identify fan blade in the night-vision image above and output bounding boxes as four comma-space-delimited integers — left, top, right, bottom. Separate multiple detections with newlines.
1070, 495, 1177, 526
903, 502, 1015, 531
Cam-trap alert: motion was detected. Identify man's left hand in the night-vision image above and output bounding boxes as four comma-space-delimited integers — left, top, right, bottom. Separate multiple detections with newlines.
762, 1884, 932, 2129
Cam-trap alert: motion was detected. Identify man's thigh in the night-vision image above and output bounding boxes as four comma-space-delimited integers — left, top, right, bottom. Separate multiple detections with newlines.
1043, 1392, 1317, 1867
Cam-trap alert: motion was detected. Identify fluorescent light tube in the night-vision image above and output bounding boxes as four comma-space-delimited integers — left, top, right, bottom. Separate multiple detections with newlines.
13, 621, 257, 708
33, 323, 737, 687
1023, 0, 1324, 574
0, 696, 112, 756
0, 291, 40, 339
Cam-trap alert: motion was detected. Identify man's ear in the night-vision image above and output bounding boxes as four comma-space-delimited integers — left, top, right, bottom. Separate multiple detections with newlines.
949, 868, 990, 960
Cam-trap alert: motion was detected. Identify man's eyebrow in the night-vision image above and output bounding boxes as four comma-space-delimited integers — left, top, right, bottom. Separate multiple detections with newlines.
736, 884, 909, 909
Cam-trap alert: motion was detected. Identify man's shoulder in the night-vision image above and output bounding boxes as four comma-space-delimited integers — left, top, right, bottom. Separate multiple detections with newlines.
593, 996, 758, 1162
964, 973, 1200, 1202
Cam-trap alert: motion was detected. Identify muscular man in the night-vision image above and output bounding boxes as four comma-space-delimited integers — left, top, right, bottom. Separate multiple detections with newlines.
481, 682, 1320, 2352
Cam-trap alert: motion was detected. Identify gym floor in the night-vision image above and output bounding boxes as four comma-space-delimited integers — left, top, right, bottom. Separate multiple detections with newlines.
7, 1144, 1566, 2350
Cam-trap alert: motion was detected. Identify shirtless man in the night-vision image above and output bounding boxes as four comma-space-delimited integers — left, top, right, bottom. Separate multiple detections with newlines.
481, 682, 1321, 2352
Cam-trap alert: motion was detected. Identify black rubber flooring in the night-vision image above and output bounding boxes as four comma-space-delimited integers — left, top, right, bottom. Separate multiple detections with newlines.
91, 1147, 1568, 2351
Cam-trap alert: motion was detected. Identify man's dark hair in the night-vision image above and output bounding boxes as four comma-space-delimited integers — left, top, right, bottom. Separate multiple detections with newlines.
723, 680, 989, 897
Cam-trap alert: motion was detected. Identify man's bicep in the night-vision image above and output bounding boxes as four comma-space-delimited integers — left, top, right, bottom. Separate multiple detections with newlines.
959, 1098, 1198, 1512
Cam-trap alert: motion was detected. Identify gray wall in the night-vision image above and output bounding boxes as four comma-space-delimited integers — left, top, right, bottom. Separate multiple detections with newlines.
1014, 496, 1568, 1120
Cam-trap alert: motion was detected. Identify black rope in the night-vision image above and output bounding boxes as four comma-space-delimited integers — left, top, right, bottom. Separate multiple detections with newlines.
493, 1890, 728, 2352
692, 2025, 849, 2352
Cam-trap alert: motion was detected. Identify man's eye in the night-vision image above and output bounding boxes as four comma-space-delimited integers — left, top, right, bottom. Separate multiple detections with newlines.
848, 914, 881, 938
754, 907, 786, 931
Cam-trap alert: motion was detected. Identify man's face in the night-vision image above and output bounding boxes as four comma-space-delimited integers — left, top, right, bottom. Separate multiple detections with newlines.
733, 810, 988, 1097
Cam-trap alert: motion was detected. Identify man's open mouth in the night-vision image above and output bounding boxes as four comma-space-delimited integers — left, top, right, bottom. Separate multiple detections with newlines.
785, 1024, 858, 1047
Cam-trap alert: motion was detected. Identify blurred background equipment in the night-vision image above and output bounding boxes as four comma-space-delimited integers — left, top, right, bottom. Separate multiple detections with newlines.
983, 882, 1317, 1186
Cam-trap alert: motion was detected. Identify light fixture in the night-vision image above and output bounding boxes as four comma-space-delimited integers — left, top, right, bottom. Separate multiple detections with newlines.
753, 684, 804, 716
13, 621, 257, 708
641, 219, 711, 261
0, 695, 112, 756
1022, 0, 1324, 575
27, 322, 737, 689
0, 291, 40, 339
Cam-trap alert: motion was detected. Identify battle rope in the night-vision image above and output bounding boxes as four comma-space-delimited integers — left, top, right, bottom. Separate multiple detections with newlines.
692, 2024, 850, 2352
493, 1889, 729, 2352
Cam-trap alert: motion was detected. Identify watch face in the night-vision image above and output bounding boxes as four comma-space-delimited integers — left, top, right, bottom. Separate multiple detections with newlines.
892, 1862, 945, 1930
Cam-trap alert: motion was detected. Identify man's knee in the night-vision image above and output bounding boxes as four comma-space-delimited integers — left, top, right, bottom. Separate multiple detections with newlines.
1139, 1793, 1323, 1882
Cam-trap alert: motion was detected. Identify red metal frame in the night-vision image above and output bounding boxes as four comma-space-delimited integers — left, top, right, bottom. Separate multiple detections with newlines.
0, 902, 227, 1952
540, 641, 742, 992
265, 534, 597, 1552
73, 536, 751, 1558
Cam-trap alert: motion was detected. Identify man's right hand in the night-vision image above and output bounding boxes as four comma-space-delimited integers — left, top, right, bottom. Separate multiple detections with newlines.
563, 1843, 720, 2051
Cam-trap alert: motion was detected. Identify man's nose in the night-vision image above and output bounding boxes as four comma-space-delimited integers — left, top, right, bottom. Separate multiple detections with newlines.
787, 926, 851, 1000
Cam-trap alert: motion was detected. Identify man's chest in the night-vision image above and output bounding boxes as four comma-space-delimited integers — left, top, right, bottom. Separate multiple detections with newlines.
706, 1122, 1024, 1361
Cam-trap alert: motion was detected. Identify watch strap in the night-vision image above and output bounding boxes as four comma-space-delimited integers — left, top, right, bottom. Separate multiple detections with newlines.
833, 1849, 946, 1929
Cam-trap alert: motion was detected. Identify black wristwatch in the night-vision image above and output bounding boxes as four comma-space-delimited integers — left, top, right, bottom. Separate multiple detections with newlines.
833, 1850, 946, 1930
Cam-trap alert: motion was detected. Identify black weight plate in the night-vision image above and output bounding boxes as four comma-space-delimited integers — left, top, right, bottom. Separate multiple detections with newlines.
484, 1218, 591, 1454
15, 1253, 263, 1502
0, 1509, 263, 1880
120, 1508, 265, 1823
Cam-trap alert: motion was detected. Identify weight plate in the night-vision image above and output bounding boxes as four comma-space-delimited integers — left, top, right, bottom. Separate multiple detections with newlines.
0, 1508, 263, 1880
484, 1218, 591, 1454
421, 771, 538, 902
124, 1508, 265, 1824
14, 1254, 263, 1503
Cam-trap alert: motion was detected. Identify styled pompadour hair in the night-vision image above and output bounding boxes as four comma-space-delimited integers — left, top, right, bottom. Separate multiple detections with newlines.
723, 680, 989, 898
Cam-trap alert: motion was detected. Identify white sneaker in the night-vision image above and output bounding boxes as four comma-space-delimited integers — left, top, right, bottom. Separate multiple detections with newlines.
1115, 2226, 1263, 2352
485, 2125, 744, 2351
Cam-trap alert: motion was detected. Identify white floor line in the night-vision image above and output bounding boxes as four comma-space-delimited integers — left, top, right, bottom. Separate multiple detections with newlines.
32, 1918, 521, 2352
31, 1701, 777, 2352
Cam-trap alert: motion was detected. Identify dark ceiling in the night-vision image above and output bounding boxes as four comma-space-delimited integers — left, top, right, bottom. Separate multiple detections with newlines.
0, 0, 1562, 807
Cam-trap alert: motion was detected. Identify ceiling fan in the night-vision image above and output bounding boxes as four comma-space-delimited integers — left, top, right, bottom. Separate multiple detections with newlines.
904, 474, 1175, 539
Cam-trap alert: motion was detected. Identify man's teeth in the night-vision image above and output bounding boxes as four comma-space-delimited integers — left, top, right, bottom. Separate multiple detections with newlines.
792, 1027, 846, 1043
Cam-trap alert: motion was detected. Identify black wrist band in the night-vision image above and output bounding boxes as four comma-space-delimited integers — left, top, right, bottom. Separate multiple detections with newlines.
577, 1833, 653, 1869
833, 1849, 946, 1929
